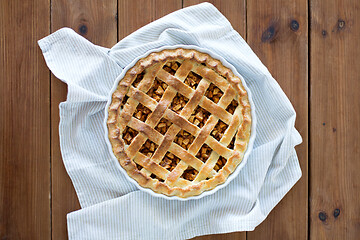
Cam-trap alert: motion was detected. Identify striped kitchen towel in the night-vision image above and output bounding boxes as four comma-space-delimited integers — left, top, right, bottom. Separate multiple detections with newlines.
38, 2, 302, 240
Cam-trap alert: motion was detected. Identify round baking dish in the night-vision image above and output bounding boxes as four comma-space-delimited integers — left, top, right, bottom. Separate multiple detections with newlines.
104, 45, 257, 201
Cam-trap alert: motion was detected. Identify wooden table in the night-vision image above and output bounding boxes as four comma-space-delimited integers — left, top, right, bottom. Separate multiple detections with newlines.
1, 0, 359, 239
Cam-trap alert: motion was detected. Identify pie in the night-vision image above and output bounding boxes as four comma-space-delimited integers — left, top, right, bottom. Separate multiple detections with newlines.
106, 48, 252, 198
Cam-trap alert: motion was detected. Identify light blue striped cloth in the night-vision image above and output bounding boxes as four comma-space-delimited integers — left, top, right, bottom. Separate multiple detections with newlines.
38, 3, 302, 240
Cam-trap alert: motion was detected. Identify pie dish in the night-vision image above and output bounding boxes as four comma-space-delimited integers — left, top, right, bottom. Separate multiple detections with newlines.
106, 46, 254, 199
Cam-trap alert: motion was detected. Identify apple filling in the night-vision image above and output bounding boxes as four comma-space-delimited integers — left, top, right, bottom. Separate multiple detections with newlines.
121, 61, 240, 181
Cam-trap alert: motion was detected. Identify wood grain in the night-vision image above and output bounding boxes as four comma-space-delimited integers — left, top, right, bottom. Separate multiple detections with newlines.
246, 0, 308, 239
0, 0, 51, 239
118, 0, 182, 39
51, 0, 117, 239
310, 0, 360, 239
183, 1, 246, 239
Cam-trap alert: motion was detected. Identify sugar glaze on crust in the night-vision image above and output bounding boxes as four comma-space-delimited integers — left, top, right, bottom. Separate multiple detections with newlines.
107, 48, 252, 198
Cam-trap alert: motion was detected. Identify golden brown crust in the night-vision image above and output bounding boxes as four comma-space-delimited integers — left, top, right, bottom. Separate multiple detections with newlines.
107, 48, 252, 198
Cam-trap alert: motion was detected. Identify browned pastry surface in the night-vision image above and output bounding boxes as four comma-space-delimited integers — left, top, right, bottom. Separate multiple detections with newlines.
107, 48, 252, 198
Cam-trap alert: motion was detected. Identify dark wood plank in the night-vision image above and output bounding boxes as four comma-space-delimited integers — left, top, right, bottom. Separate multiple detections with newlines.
118, 0, 182, 39
310, 0, 360, 239
0, 0, 51, 239
51, 0, 117, 239
246, 0, 308, 239
183, 1, 246, 239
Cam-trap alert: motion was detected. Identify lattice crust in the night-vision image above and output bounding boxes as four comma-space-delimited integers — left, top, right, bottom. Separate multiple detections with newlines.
107, 48, 252, 198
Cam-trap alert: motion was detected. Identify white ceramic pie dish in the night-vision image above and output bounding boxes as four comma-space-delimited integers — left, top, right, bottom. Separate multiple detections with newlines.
104, 45, 256, 201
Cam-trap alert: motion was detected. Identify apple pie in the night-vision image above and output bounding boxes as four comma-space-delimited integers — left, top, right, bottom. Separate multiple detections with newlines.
107, 48, 252, 198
